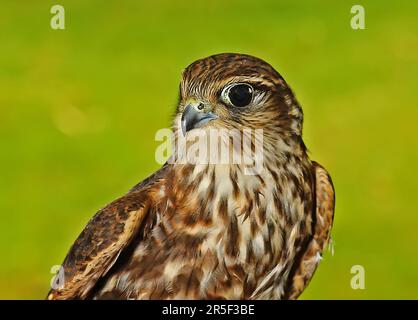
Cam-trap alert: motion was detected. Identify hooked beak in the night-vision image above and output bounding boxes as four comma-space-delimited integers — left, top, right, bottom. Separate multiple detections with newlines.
181, 104, 218, 135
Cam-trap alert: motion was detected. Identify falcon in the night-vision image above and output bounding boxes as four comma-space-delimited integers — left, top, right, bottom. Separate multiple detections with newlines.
47, 53, 335, 300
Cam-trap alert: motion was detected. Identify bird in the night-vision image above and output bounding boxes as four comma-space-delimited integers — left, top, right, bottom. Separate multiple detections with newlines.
47, 53, 335, 300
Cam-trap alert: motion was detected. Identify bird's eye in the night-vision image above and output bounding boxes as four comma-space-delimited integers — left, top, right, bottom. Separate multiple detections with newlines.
222, 83, 254, 108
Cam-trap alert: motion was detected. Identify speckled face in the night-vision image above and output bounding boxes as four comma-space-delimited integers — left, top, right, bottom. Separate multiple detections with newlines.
177, 53, 304, 137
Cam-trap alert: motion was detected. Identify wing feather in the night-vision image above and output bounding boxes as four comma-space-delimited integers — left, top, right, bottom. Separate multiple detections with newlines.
285, 161, 335, 299
47, 170, 166, 300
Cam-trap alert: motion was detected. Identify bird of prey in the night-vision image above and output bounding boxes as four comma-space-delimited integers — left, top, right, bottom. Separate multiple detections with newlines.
47, 53, 335, 300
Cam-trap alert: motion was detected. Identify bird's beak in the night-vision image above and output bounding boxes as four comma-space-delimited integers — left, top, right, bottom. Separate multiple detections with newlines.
181, 103, 218, 135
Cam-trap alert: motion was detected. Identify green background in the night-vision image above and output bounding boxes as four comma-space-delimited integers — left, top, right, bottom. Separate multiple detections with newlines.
1, 0, 417, 299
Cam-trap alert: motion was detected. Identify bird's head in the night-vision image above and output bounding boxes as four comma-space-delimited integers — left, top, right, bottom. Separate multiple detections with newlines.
177, 53, 303, 135
172, 53, 307, 167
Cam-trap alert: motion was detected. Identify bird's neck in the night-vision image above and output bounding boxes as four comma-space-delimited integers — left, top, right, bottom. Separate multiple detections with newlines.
168, 133, 310, 206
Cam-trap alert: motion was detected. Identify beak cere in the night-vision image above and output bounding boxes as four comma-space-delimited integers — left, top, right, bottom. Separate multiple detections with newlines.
181, 104, 218, 135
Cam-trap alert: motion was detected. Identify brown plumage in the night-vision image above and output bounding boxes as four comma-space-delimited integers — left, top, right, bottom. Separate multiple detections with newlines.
47, 53, 335, 300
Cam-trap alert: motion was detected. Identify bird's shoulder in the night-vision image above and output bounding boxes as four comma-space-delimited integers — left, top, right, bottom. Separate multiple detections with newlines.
47, 165, 169, 300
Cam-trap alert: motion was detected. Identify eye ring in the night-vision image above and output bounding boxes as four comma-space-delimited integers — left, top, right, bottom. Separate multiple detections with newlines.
221, 83, 254, 108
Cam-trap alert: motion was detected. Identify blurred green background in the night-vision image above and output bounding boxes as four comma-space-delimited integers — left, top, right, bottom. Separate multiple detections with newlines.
1, 0, 417, 299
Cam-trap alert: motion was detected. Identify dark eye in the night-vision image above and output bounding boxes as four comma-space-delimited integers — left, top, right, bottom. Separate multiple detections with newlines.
222, 83, 254, 108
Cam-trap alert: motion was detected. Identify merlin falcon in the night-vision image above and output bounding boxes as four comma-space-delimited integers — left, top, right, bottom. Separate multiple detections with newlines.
48, 53, 335, 300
